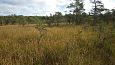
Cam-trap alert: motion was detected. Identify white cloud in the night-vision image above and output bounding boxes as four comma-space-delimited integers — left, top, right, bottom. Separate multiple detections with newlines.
84, 0, 92, 13
84, 0, 115, 13
0, 0, 71, 16
0, 0, 115, 16
102, 0, 115, 9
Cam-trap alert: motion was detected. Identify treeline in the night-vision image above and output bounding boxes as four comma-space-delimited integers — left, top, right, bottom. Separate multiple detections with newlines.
46, 10, 115, 26
0, 0, 115, 26
0, 9, 115, 26
0, 15, 45, 26
46, 0, 115, 26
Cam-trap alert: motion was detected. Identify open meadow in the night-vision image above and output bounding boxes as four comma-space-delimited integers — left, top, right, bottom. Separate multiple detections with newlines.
0, 24, 115, 65
0, 0, 115, 65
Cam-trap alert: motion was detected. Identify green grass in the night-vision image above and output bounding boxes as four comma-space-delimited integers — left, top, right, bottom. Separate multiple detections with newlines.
0, 24, 115, 65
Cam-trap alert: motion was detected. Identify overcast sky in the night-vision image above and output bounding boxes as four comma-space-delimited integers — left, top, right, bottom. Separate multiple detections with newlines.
0, 0, 115, 16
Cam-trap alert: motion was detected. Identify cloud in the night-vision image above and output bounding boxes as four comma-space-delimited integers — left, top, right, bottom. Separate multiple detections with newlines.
0, 0, 71, 16
84, 0, 115, 13
84, 0, 92, 13
102, 0, 115, 9
0, 0, 115, 16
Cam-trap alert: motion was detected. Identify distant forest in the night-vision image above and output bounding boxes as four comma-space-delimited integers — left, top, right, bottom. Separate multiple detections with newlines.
0, 0, 115, 26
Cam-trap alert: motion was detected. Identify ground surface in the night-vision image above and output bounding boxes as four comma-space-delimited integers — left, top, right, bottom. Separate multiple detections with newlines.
0, 24, 115, 65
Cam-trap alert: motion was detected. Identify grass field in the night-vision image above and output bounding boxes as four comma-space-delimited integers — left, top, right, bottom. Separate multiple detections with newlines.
0, 24, 115, 65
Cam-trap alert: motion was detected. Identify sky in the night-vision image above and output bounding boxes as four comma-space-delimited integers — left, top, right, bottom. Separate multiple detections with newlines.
0, 0, 115, 16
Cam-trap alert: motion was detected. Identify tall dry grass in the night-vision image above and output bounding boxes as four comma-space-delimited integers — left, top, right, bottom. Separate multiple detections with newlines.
0, 24, 115, 65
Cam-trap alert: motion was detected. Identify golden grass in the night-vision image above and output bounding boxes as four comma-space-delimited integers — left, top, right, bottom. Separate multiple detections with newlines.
0, 24, 115, 65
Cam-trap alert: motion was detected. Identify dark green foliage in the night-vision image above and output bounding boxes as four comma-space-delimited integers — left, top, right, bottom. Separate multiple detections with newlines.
46, 12, 64, 26
65, 14, 75, 24
53, 12, 63, 26
0, 0, 115, 26
90, 0, 106, 25
0, 15, 45, 25
67, 0, 85, 24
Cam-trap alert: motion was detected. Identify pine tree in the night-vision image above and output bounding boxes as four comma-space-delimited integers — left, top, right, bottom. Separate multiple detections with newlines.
90, 0, 105, 24
67, 0, 84, 24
